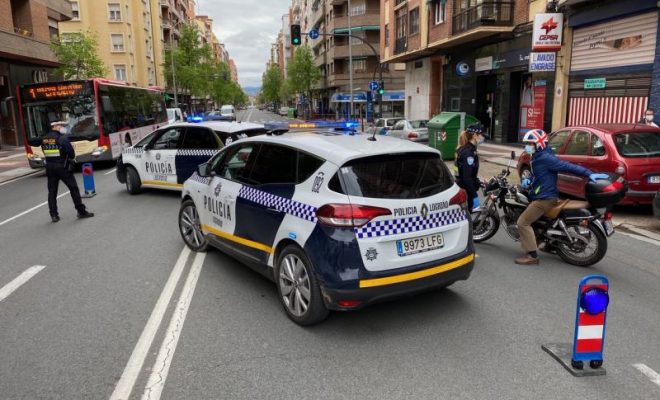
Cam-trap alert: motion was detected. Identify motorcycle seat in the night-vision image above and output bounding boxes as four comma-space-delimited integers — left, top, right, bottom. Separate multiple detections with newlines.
544, 199, 591, 219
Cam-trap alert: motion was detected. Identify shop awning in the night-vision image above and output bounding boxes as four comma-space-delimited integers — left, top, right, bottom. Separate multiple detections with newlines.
381, 91, 405, 101
330, 92, 368, 103
332, 26, 380, 34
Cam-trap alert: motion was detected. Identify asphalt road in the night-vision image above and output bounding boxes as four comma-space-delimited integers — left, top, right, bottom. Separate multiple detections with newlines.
1, 136, 659, 399
238, 108, 293, 125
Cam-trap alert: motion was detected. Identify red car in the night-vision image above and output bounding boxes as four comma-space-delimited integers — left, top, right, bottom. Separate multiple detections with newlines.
517, 124, 660, 205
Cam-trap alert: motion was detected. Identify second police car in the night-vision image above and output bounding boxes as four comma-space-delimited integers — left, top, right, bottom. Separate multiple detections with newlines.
179, 130, 475, 325
116, 121, 266, 193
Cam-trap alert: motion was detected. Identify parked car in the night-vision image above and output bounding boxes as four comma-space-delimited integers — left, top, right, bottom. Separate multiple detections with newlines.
517, 124, 660, 205
366, 118, 402, 136
388, 119, 429, 143
279, 106, 289, 116
220, 104, 236, 121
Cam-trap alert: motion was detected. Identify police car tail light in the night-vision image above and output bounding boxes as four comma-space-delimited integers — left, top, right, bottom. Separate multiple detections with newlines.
449, 189, 468, 210
408, 132, 419, 139
316, 204, 391, 228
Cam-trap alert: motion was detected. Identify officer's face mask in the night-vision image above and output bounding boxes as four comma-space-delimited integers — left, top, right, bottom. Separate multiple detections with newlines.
58, 127, 68, 134
525, 144, 536, 155
476, 135, 485, 145
646, 114, 654, 122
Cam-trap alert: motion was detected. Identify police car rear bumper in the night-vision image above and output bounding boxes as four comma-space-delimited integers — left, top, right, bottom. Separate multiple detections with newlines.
320, 250, 475, 311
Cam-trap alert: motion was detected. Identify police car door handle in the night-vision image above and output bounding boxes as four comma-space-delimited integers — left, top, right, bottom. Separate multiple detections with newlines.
266, 207, 280, 214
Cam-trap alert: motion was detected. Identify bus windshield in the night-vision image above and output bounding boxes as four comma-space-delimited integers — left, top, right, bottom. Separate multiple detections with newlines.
22, 81, 98, 145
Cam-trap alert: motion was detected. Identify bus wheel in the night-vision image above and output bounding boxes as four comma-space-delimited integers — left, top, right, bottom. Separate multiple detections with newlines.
126, 167, 142, 195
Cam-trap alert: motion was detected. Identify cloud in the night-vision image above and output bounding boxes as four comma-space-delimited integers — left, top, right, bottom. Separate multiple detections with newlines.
197, 0, 287, 88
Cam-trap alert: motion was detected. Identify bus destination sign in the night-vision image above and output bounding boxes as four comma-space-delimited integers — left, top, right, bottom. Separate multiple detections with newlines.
26, 83, 85, 100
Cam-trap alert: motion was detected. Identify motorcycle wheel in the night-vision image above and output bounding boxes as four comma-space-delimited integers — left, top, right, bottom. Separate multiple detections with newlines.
472, 210, 500, 243
556, 222, 607, 267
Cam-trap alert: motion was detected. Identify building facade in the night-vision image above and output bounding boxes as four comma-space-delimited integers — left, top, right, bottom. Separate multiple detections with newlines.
0, 0, 73, 147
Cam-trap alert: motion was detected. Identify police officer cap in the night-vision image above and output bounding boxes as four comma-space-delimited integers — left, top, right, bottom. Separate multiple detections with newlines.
50, 121, 67, 127
466, 123, 484, 134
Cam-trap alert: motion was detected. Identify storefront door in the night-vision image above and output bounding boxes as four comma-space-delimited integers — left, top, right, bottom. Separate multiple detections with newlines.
476, 75, 497, 139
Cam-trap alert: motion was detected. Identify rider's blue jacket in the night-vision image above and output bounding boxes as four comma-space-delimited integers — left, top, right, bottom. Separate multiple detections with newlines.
529, 147, 593, 200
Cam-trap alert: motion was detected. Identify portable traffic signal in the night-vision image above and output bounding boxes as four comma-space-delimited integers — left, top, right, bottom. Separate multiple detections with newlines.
291, 24, 301, 45
378, 80, 385, 95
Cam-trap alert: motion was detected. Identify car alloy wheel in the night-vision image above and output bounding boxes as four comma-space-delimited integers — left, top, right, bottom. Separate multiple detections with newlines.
179, 200, 207, 251
279, 254, 311, 317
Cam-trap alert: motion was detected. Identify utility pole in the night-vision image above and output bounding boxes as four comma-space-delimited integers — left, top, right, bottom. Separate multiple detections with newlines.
348, 0, 353, 120
170, 26, 178, 107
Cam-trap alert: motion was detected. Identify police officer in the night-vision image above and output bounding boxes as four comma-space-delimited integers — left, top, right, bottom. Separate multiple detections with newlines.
455, 123, 485, 212
42, 121, 94, 222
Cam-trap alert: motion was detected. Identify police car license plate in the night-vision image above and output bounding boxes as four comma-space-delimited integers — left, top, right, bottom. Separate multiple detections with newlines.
397, 233, 444, 257
604, 220, 614, 236
648, 175, 660, 184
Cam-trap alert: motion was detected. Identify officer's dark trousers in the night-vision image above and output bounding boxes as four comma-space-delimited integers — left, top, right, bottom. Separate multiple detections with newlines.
46, 165, 85, 217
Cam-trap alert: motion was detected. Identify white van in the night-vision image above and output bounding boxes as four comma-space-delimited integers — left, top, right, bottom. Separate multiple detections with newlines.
220, 105, 236, 121
167, 108, 184, 124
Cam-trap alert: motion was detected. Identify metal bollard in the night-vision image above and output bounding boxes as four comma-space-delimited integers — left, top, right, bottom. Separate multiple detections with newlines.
81, 162, 96, 198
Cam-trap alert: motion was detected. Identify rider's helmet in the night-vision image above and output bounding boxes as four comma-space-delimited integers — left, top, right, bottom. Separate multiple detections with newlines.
522, 129, 549, 150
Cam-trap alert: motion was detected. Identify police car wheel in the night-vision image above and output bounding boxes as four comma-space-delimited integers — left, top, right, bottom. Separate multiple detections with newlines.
179, 200, 208, 252
125, 166, 142, 195
276, 245, 328, 326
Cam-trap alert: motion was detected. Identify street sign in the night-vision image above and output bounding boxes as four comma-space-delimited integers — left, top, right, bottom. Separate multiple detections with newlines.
584, 78, 606, 89
369, 80, 379, 91
308, 28, 319, 40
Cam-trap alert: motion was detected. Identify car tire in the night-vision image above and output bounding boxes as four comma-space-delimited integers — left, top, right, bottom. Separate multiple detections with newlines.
276, 245, 328, 326
125, 166, 142, 195
178, 199, 208, 252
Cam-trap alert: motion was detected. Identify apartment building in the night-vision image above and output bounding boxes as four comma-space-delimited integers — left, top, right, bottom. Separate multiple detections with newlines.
0, 0, 73, 147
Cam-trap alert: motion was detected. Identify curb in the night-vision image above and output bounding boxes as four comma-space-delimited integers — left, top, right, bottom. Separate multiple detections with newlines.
0, 167, 43, 185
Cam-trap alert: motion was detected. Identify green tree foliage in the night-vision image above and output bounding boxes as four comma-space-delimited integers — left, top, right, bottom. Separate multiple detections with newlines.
261, 64, 282, 105
163, 24, 213, 97
286, 46, 321, 118
50, 31, 108, 80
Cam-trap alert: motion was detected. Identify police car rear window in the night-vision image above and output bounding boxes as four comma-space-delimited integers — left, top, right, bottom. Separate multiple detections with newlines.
335, 152, 452, 199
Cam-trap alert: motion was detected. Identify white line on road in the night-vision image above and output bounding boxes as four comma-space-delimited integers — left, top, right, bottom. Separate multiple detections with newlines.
0, 170, 43, 187
1, 153, 26, 159
141, 251, 206, 400
110, 246, 192, 400
0, 266, 46, 302
0, 191, 70, 227
104, 168, 117, 176
617, 231, 660, 247
633, 363, 660, 387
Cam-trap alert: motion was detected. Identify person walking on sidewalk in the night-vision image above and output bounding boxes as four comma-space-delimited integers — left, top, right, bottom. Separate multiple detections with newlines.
42, 121, 94, 223
455, 123, 485, 212
515, 129, 608, 265
639, 108, 658, 127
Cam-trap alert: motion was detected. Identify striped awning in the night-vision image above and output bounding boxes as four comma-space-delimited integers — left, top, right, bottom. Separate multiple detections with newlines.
567, 96, 648, 126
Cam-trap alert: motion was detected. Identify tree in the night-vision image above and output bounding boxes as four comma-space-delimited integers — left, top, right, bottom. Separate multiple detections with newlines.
286, 46, 321, 118
163, 24, 214, 99
261, 64, 282, 106
209, 61, 248, 106
50, 31, 107, 80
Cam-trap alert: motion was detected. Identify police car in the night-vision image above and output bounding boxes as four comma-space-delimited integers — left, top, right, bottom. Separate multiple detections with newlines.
116, 121, 266, 193
178, 130, 475, 325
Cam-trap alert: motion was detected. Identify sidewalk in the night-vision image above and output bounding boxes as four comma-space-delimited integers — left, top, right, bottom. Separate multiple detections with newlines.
0, 145, 41, 184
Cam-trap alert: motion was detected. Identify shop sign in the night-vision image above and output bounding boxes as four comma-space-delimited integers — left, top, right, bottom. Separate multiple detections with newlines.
455, 61, 471, 77
584, 78, 606, 89
533, 13, 563, 51
570, 12, 657, 72
493, 50, 530, 69
475, 56, 493, 72
529, 52, 556, 72
519, 79, 547, 139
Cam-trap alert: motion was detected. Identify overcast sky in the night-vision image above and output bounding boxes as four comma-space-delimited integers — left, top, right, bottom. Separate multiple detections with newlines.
197, 0, 286, 88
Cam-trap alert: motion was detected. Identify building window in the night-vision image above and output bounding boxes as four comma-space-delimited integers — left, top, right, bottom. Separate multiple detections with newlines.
108, 3, 121, 21
71, 1, 80, 20
350, 31, 365, 45
349, 1, 366, 16
395, 9, 407, 39
48, 18, 59, 40
114, 65, 127, 81
434, 0, 446, 25
409, 8, 419, 35
111, 34, 124, 52
384, 24, 390, 46
353, 59, 366, 73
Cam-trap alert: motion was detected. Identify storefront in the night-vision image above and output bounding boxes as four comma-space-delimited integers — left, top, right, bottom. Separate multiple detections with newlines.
442, 34, 556, 143
380, 91, 405, 118
566, 3, 658, 125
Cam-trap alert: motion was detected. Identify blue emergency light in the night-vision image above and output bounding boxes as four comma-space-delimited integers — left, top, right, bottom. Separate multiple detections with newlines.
580, 287, 609, 315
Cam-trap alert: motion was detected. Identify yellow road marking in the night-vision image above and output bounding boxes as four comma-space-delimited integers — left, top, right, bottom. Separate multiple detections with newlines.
202, 224, 273, 254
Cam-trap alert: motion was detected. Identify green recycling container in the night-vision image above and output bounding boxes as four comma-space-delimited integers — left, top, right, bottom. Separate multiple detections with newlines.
287, 108, 295, 118
427, 112, 479, 160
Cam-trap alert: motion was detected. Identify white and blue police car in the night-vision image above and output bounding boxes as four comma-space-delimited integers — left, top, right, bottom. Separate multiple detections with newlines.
179, 131, 475, 325
116, 121, 266, 193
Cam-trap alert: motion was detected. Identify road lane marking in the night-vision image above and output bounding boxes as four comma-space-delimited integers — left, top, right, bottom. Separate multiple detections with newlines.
617, 231, 660, 247
0, 266, 46, 302
104, 168, 117, 176
633, 363, 660, 387
110, 247, 192, 400
1, 153, 26, 159
0, 170, 44, 187
0, 191, 70, 227
141, 251, 206, 400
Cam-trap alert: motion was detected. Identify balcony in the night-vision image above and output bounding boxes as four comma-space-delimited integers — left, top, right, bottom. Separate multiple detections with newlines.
334, 43, 376, 59
333, 10, 380, 32
452, 1, 514, 35
394, 37, 407, 55
0, 29, 58, 65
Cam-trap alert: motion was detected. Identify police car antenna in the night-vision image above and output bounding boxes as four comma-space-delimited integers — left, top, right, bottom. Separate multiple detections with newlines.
368, 128, 377, 141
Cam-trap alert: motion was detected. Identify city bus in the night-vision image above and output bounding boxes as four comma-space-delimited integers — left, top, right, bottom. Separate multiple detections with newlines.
17, 78, 168, 168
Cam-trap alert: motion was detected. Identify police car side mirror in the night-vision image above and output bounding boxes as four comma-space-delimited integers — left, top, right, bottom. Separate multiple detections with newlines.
198, 162, 215, 178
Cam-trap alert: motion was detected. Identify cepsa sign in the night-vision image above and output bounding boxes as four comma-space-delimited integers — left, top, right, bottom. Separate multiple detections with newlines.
533, 13, 563, 52
26, 83, 85, 100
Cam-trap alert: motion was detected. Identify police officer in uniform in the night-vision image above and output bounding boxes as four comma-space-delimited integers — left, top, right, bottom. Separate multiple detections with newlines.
42, 121, 94, 222
455, 123, 485, 212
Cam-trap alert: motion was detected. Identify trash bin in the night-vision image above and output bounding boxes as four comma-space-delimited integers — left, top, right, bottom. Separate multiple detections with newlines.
427, 112, 479, 160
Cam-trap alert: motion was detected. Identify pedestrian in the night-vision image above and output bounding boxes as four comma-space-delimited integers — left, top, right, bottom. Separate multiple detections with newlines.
640, 108, 658, 127
515, 129, 608, 265
42, 121, 94, 223
455, 123, 485, 212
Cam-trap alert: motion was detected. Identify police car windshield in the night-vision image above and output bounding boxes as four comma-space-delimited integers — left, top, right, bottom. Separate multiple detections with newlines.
334, 152, 453, 199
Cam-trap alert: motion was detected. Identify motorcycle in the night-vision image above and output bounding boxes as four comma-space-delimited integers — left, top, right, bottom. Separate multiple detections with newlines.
471, 151, 621, 267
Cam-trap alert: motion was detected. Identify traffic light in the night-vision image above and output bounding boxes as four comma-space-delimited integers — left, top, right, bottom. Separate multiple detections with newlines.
378, 80, 385, 95
291, 24, 301, 45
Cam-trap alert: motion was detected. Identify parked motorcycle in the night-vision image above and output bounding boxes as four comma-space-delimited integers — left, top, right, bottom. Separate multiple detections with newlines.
471, 151, 627, 267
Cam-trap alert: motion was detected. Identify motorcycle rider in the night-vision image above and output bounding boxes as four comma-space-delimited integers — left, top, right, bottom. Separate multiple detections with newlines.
455, 123, 485, 211
515, 129, 609, 265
